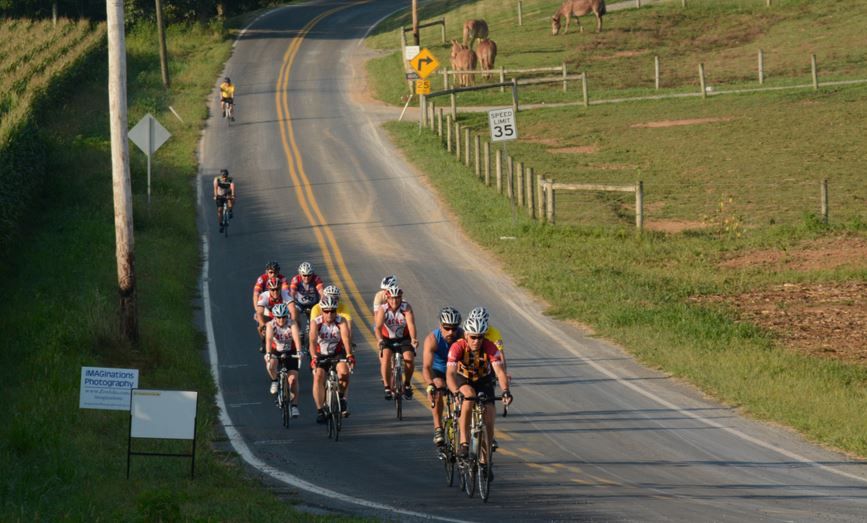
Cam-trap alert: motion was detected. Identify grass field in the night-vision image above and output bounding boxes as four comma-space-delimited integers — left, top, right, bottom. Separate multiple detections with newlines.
369, 0, 867, 458
0, 20, 359, 521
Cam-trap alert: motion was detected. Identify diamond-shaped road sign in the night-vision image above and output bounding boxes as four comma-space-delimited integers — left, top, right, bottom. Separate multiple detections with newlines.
128, 113, 171, 156
409, 48, 440, 80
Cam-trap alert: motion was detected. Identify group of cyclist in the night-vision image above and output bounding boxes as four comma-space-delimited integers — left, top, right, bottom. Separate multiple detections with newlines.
250, 262, 514, 460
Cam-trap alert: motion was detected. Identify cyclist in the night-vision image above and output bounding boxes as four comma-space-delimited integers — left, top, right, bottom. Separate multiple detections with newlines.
289, 261, 324, 337
374, 283, 419, 400
219, 76, 235, 120
309, 295, 355, 422
310, 285, 353, 341
252, 261, 292, 315
255, 277, 286, 353
468, 306, 507, 371
371, 274, 397, 316
422, 306, 463, 446
264, 303, 302, 418
213, 169, 235, 233
447, 315, 512, 463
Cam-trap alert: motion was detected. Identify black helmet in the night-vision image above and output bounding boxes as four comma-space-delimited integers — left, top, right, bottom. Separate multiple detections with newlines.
265, 260, 280, 273
224, 76, 231, 83
220, 168, 228, 178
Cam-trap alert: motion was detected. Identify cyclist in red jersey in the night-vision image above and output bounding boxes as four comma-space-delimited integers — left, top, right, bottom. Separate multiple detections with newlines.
252, 261, 292, 316
255, 278, 287, 353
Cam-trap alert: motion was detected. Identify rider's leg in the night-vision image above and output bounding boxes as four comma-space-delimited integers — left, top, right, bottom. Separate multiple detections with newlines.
288, 369, 298, 402
265, 354, 277, 380
432, 377, 445, 429
403, 350, 415, 388
458, 383, 475, 448
337, 362, 350, 396
380, 348, 393, 390
312, 367, 325, 409
482, 402, 496, 462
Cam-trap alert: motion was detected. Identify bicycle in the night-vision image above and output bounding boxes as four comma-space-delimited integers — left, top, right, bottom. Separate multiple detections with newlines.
223, 100, 235, 123
456, 392, 502, 501
321, 356, 350, 441
433, 387, 458, 486
296, 303, 314, 351
381, 339, 407, 420
219, 197, 230, 237
274, 351, 301, 428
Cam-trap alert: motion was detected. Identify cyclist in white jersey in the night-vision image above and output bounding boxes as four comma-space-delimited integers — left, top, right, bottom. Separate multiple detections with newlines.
374, 283, 418, 400
309, 295, 355, 423
264, 303, 302, 418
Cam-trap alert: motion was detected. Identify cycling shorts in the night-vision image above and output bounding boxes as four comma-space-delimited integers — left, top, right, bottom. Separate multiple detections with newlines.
380, 337, 414, 356
454, 374, 495, 404
215, 195, 231, 207
267, 351, 299, 372
221, 97, 234, 104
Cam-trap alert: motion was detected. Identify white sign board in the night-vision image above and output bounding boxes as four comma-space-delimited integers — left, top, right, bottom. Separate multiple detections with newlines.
128, 114, 171, 156
404, 45, 420, 61
130, 389, 198, 440
488, 108, 518, 142
80, 366, 139, 410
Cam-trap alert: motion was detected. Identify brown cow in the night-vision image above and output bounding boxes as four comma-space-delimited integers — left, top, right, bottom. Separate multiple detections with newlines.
476, 39, 497, 80
450, 39, 477, 87
462, 19, 489, 49
551, 0, 606, 35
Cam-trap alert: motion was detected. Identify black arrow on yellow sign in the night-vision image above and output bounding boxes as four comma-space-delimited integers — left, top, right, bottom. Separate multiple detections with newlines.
415, 56, 433, 69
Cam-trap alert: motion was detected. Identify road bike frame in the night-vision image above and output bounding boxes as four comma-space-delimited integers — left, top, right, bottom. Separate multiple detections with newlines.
456, 392, 502, 501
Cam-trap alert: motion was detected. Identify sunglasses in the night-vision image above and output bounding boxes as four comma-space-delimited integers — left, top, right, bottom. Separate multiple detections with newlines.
267, 270, 276, 274
441, 325, 457, 332
322, 309, 336, 313
469, 335, 484, 340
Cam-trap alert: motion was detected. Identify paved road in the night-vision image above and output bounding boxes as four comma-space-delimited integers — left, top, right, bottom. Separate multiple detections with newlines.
198, 1, 867, 520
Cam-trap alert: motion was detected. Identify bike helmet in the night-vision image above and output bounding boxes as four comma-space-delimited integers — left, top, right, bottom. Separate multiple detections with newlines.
272, 303, 289, 318
220, 168, 229, 178
463, 316, 489, 335
439, 306, 462, 326
385, 284, 403, 298
468, 306, 489, 323
298, 262, 313, 276
319, 295, 339, 310
380, 274, 398, 290
267, 277, 280, 290
265, 260, 280, 273
224, 76, 231, 83
323, 285, 340, 298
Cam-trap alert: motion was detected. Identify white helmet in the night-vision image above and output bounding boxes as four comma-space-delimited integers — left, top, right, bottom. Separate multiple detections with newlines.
468, 306, 489, 323
380, 274, 398, 290
439, 306, 461, 326
319, 295, 339, 310
298, 262, 313, 276
463, 316, 489, 335
271, 303, 290, 318
385, 283, 403, 298
323, 285, 340, 298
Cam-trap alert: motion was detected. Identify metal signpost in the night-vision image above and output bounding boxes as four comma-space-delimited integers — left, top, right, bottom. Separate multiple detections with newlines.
408, 48, 440, 129
128, 113, 171, 205
489, 108, 519, 223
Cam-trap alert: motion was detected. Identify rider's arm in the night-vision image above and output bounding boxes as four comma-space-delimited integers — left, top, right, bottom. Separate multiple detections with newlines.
229, 181, 236, 198
253, 281, 263, 310
339, 321, 352, 358
308, 319, 319, 356
290, 322, 302, 354
213, 177, 219, 199
446, 364, 459, 395
404, 305, 418, 346
264, 322, 275, 355
374, 307, 385, 345
421, 332, 436, 386
256, 305, 267, 330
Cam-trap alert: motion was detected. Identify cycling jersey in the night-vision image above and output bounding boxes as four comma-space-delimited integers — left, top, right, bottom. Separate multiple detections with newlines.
253, 274, 291, 303
256, 291, 285, 319
432, 327, 464, 374
379, 301, 411, 339
219, 82, 235, 100
269, 319, 296, 353
310, 302, 352, 324
486, 325, 504, 351
290, 274, 323, 308
447, 338, 502, 381
214, 176, 233, 197
312, 315, 345, 357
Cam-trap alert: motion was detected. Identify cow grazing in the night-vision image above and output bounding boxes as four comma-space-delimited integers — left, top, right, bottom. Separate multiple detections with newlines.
450, 39, 477, 87
551, 0, 606, 35
462, 19, 489, 48
476, 39, 497, 80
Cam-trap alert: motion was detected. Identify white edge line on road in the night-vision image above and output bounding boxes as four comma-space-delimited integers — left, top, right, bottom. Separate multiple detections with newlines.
196, 6, 471, 522
357, 4, 408, 46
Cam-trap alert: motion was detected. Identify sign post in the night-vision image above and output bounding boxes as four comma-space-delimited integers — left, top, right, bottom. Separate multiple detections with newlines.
128, 389, 198, 479
128, 113, 171, 205
488, 108, 519, 223
408, 49, 440, 130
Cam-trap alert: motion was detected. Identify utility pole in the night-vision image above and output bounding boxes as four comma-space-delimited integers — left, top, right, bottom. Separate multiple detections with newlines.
155, 0, 170, 87
106, 0, 139, 343
52, 1, 58, 26
411, 0, 419, 45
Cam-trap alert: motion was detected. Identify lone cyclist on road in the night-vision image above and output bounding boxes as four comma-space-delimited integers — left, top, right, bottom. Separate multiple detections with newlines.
213, 169, 235, 233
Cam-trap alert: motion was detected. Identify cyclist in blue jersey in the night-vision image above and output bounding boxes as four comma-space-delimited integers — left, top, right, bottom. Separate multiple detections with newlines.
422, 306, 463, 446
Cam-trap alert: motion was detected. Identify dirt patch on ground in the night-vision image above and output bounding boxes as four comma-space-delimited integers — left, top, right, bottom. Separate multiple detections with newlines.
692, 282, 867, 365
596, 50, 649, 60
593, 162, 639, 170
524, 137, 561, 146
645, 220, 708, 233
548, 145, 598, 154
720, 236, 867, 271
631, 117, 736, 129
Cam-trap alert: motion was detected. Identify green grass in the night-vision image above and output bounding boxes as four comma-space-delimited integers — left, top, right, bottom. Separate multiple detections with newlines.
366, 0, 867, 107
0, 20, 361, 521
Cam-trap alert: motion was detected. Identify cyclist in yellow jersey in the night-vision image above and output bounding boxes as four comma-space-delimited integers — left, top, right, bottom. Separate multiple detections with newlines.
219, 77, 235, 120
311, 285, 353, 344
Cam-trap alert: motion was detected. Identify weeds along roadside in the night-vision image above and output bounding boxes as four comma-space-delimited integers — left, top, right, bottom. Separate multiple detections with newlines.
0, 22, 343, 520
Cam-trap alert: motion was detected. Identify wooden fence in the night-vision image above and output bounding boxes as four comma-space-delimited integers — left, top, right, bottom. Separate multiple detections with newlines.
441, 64, 569, 92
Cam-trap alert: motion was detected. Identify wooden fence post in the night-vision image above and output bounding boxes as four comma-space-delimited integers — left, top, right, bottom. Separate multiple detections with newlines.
442, 69, 448, 89
811, 54, 818, 90
450, 92, 457, 118
682, 0, 686, 6
562, 62, 568, 92
654, 55, 660, 90
512, 78, 519, 113
483, 141, 491, 186
516, 161, 524, 205
474, 135, 481, 177
500, 67, 505, 93
495, 148, 503, 194
581, 72, 589, 107
758, 49, 764, 84
699, 63, 707, 98
546, 180, 555, 224
821, 179, 829, 224
441, 19, 446, 43
446, 114, 453, 152
517, 0, 523, 26
636, 0, 641, 8
429, 101, 436, 130
506, 155, 514, 200
635, 181, 644, 230
455, 123, 462, 160
536, 175, 545, 219
464, 127, 471, 167
526, 167, 535, 217
420, 95, 427, 128
437, 108, 443, 138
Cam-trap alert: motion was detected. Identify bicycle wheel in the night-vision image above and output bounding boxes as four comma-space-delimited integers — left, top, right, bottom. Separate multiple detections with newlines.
222, 204, 229, 237
392, 353, 403, 420
280, 378, 290, 428
325, 384, 335, 439
330, 383, 342, 442
442, 417, 456, 487
478, 427, 493, 501
462, 453, 476, 498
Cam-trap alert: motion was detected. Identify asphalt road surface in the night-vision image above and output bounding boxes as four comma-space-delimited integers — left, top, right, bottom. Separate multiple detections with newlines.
197, 1, 867, 520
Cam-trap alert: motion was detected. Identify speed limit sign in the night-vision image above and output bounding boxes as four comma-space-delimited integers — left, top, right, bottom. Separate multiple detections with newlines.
488, 108, 517, 142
